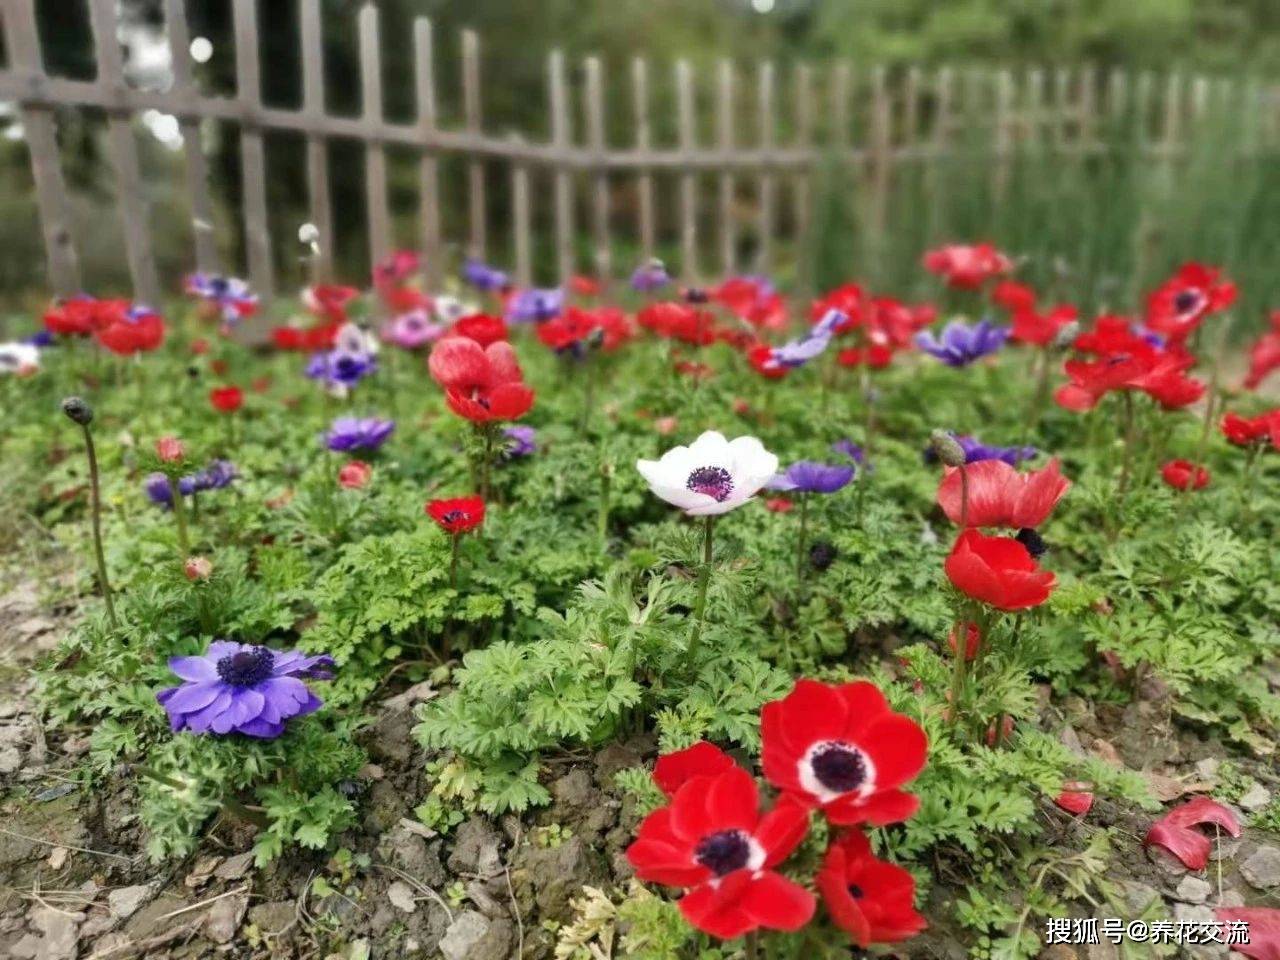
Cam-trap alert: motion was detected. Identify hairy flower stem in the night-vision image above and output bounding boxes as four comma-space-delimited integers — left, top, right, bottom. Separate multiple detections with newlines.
686, 516, 715, 666
745, 931, 760, 960
1025, 349, 1052, 439
580, 356, 598, 432
1117, 391, 1138, 500
78, 422, 118, 630
597, 464, 612, 553
134, 765, 268, 828
449, 534, 460, 591
1239, 445, 1262, 520
794, 495, 810, 598
167, 476, 192, 557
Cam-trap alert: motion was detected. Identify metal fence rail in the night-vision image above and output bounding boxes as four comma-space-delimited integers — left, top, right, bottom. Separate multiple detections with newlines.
1, 0, 1277, 326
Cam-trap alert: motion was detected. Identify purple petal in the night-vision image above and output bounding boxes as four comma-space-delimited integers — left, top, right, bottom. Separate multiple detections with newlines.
168, 656, 218, 682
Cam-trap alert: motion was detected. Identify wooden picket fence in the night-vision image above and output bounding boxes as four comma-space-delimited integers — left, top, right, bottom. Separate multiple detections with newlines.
1, 0, 1278, 328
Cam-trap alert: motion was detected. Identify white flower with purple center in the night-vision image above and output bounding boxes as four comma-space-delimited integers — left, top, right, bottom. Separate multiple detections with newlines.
0, 342, 40, 376
637, 430, 778, 516
433, 295, 478, 325
156, 640, 334, 738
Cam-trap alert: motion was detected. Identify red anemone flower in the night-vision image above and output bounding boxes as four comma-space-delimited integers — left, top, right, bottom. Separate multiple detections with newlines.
637, 302, 717, 345
746, 344, 787, 379
712, 277, 786, 330
428, 338, 534, 423
95, 306, 165, 355
44, 298, 102, 337
209, 386, 244, 414
569, 274, 601, 297
816, 831, 927, 947
944, 529, 1056, 611
626, 763, 814, 940
652, 741, 737, 798
809, 283, 865, 332
426, 496, 485, 534
536, 307, 601, 353
449, 313, 508, 348
922, 243, 1012, 289
1221, 410, 1280, 449
271, 322, 341, 352
1145, 262, 1236, 344
991, 280, 1037, 313
936, 458, 1070, 529
836, 343, 895, 369
1054, 316, 1203, 412
1161, 460, 1210, 491
303, 284, 360, 323
1244, 311, 1280, 391
1011, 304, 1077, 347
760, 679, 928, 826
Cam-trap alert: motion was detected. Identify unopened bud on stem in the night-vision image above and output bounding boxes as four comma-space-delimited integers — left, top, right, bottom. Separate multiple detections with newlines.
61, 396, 94, 426
929, 430, 967, 468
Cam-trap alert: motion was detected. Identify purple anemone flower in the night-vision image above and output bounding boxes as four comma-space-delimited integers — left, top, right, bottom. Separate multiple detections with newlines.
191, 460, 238, 491
185, 273, 258, 326
759, 309, 847, 370
156, 640, 334, 739
502, 425, 537, 459
325, 417, 395, 453
506, 287, 564, 324
630, 259, 671, 292
923, 434, 1037, 467
830, 438, 865, 464
915, 319, 1009, 367
462, 258, 510, 292
768, 460, 856, 494
24, 330, 55, 348
305, 349, 377, 388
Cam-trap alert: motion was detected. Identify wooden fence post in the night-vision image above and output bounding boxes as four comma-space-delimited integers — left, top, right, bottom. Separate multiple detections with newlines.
461, 30, 485, 262
631, 58, 655, 264
549, 49, 574, 283
299, 0, 333, 284
585, 56, 610, 285
792, 63, 814, 281
509, 133, 532, 287
676, 59, 698, 282
231, 0, 274, 304
413, 18, 443, 287
2, 0, 81, 296
359, 3, 391, 276
756, 61, 776, 275
717, 59, 736, 277
163, 0, 220, 277
88, 0, 161, 305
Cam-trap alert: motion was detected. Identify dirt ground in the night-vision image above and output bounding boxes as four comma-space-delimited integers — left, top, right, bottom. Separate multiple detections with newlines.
1, 571, 1278, 960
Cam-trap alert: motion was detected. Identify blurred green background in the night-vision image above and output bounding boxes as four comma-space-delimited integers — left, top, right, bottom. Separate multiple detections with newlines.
1, 0, 1278, 329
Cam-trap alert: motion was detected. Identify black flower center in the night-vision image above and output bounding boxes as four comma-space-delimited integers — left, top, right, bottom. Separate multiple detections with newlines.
687, 466, 734, 502
443, 510, 466, 524
694, 829, 752, 877
811, 742, 867, 793
216, 646, 274, 687
1015, 527, 1047, 559
335, 356, 359, 376
809, 541, 838, 572
1174, 289, 1202, 314
848, 884, 864, 899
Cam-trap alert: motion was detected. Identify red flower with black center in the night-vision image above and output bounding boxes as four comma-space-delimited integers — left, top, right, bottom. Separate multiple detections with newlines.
427, 338, 534, 423
536, 307, 602, 353
1161, 460, 1210, 491
209, 386, 244, 414
449, 313, 508, 348
761, 679, 928, 826
922, 243, 1012, 289
944, 528, 1056, 611
936, 458, 1071, 529
426, 496, 485, 534
1054, 316, 1204, 411
95, 306, 165, 355
1221, 410, 1280, 449
1145, 262, 1236, 344
626, 763, 814, 940
816, 830, 927, 947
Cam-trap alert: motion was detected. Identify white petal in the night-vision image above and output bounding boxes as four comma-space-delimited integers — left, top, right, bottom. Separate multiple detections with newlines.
685, 431, 733, 467
637, 457, 687, 491
653, 483, 715, 512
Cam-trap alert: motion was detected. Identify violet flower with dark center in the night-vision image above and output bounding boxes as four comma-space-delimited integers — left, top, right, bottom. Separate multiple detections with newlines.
324, 417, 395, 453
630, 258, 670, 292
462, 258, 510, 292
768, 460, 856, 494
156, 639, 334, 738
915, 319, 1009, 367
506, 287, 564, 324
502, 425, 537, 459
922, 434, 1037, 467
305, 349, 377, 388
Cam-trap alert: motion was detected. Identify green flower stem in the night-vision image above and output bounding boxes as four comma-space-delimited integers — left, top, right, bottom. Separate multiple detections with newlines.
794, 494, 810, 597
168, 475, 192, 557
686, 515, 715, 666
598, 464, 612, 553
79, 422, 118, 630
134, 765, 268, 828
449, 533, 461, 591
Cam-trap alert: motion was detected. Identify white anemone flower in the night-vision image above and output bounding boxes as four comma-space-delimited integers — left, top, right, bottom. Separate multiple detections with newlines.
637, 430, 779, 516
0, 342, 40, 376
433, 295, 477, 325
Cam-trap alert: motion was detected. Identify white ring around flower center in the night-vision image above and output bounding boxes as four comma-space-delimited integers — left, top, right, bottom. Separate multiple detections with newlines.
797, 739, 878, 805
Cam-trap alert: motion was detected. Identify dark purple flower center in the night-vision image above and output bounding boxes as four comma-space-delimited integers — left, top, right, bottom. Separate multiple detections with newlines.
216, 646, 274, 687
848, 884, 864, 899
687, 466, 733, 502
811, 742, 867, 793
1015, 527, 1047, 559
694, 829, 752, 877
443, 510, 467, 524
1174, 289, 1202, 315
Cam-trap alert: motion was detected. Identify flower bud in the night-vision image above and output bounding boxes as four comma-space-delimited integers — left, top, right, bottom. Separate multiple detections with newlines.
61, 396, 94, 426
155, 436, 186, 464
929, 430, 967, 468
338, 460, 372, 489
184, 556, 213, 581
1052, 321, 1080, 350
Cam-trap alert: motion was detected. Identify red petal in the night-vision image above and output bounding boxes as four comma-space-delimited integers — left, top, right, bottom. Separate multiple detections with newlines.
428, 337, 488, 389
1214, 907, 1280, 960
653, 742, 735, 797
736, 871, 816, 933
1144, 796, 1241, 870
858, 714, 928, 792
1055, 790, 1094, 816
